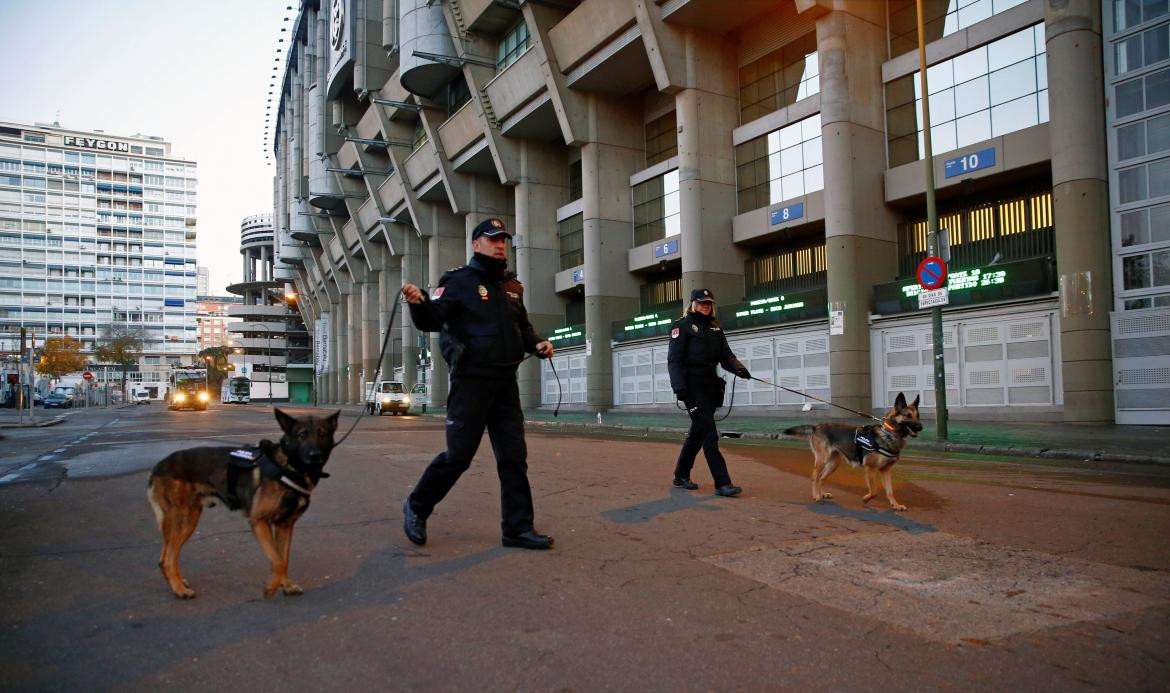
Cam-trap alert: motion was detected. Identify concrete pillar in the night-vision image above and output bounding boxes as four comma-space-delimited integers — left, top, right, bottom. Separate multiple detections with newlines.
261, 245, 270, 282
1046, 0, 1114, 423
400, 232, 425, 391
582, 96, 643, 410
361, 277, 381, 384
325, 301, 340, 404
818, 6, 900, 414
243, 252, 250, 283
515, 141, 568, 409
335, 294, 349, 404
425, 203, 465, 407
377, 260, 403, 382
677, 31, 746, 302
347, 288, 363, 404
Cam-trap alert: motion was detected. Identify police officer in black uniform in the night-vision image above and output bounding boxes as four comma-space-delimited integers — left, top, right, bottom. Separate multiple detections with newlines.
400, 218, 556, 550
668, 288, 751, 496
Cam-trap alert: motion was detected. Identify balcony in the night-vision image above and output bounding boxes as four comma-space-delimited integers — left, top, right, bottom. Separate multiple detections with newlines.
228, 321, 290, 334
437, 101, 483, 161
546, 0, 636, 73
403, 146, 440, 193
227, 304, 289, 319
230, 337, 289, 350
484, 48, 545, 124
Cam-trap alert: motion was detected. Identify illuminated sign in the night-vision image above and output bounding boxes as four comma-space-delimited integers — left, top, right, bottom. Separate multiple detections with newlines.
622, 312, 671, 331
734, 294, 807, 318
900, 267, 1006, 299
62, 136, 130, 152
548, 325, 583, 342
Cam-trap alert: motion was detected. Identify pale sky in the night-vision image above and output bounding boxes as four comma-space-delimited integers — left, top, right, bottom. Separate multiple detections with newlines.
0, 0, 294, 295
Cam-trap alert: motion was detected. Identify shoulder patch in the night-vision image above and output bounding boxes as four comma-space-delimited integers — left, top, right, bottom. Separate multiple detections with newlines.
670, 327, 680, 339
691, 324, 699, 333
447, 265, 466, 273
431, 287, 445, 299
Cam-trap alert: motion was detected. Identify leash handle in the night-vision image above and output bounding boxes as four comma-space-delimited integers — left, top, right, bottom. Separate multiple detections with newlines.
750, 376, 882, 422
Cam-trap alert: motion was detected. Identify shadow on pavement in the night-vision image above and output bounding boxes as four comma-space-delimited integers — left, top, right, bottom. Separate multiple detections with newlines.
601, 490, 724, 524
802, 501, 938, 534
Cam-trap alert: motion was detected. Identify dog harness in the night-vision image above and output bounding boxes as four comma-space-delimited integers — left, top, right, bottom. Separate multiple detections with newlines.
225, 444, 329, 510
853, 423, 899, 461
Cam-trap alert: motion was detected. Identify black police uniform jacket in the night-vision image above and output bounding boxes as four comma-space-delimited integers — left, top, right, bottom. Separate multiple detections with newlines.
408, 254, 544, 380
667, 313, 745, 403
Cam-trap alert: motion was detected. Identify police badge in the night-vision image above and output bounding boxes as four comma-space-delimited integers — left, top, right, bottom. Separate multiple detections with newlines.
478, 284, 489, 300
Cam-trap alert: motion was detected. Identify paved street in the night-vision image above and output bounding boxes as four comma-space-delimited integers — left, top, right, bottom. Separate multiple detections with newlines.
1, 404, 1168, 691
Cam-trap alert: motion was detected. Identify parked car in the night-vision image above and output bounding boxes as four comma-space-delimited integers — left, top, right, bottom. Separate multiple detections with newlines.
364, 380, 410, 416
43, 392, 73, 409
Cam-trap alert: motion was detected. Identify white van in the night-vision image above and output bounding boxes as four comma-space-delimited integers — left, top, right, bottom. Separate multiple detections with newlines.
364, 380, 410, 416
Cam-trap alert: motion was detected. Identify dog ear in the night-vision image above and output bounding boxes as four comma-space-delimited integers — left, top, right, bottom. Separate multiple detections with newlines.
910, 394, 920, 408
274, 408, 296, 434
324, 410, 341, 433
894, 392, 907, 409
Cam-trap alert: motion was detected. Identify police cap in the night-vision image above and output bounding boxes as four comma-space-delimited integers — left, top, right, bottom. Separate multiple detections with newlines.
690, 288, 715, 303
471, 217, 512, 240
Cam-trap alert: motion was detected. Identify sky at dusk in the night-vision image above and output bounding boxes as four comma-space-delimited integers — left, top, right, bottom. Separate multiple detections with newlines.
0, 0, 295, 295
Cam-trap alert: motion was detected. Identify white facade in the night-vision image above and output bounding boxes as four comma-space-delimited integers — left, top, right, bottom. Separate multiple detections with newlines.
0, 121, 199, 392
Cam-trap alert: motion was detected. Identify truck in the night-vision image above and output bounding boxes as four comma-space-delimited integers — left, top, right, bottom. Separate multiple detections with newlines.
364, 380, 410, 416
221, 376, 251, 404
168, 367, 210, 411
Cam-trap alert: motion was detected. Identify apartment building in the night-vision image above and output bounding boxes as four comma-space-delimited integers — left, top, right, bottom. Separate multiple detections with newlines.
0, 120, 199, 393
269, 0, 1169, 424
196, 294, 241, 351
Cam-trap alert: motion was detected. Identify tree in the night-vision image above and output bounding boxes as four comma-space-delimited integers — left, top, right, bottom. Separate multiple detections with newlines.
36, 336, 88, 383
199, 346, 230, 393
94, 325, 145, 395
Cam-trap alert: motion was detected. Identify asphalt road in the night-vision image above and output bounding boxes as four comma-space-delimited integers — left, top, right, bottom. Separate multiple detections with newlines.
1, 404, 1168, 691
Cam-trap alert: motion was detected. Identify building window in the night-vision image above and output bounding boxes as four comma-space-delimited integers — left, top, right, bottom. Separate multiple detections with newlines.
897, 189, 1054, 277
1116, 0, 1170, 32
558, 213, 583, 270
1115, 22, 1169, 75
496, 19, 530, 72
447, 75, 471, 115
645, 111, 677, 167
569, 159, 582, 201
745, 242, 827, 299
888, 0, 1031, 58
640, 274, 682, 312
411, 121, 428, 151
632, 169, 680, 247
886, 24, 1048, 167
739, 32, 819, 123
734, 113, 823, 212
1114, 66, 1170, 118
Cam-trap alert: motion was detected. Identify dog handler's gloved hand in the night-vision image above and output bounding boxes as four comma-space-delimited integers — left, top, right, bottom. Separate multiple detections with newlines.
675, 389, 689, 403
736, 366, 751, 379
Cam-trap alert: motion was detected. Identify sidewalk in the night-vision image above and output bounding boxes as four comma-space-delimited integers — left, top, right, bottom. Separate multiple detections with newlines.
289, 401, 1170, 466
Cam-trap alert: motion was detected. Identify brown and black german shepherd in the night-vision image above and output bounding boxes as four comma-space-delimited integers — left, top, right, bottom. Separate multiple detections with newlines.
147, 408, 340, 599
784, 393, 923, 511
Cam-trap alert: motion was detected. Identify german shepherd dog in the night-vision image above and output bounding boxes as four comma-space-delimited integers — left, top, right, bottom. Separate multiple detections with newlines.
784, 393, 923, 511
147, 409, 340, 599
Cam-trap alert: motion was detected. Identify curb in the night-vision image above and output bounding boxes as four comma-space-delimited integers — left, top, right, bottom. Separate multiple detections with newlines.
0, 415, 66, 429
522, 418, 1170, 467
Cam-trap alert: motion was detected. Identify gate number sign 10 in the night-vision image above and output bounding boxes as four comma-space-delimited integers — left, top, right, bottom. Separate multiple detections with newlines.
944, 147, 996, 178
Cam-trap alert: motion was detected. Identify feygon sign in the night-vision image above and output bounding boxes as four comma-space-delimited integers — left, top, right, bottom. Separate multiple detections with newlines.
62, 136, 130, 152
327, 0, 357, 98
314, 312, 331, 376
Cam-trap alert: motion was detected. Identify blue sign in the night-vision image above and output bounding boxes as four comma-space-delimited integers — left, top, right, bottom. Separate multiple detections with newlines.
944, 147, 996, 178
770, 202, 804, 226
654, 238, 679, 258
571, 268, 584, 283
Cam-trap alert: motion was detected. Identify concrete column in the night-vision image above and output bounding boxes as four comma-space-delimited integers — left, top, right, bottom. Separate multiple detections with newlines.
347, 288, 363, 404
425, 203, 465, 407
515, 141, 568, 409
400, 232, 425, 391
242, 252, 250, 283
1046, 0, 1114, 423
582, 96, 643, 410
677, 31, 746, 302
377, 261, 403, 382
325, 301, 340, 404
261, 245, 270, 282
335, 294, 349, 404
361, 277, 381, 384
818, 7, 900, 414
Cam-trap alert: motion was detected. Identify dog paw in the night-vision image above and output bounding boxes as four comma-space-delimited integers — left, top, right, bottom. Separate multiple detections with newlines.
172, 587, 196, 599
282, 583, 303, 596
821, 492, 833, 500
862, 494, 875, 504
892, 504, 908, 511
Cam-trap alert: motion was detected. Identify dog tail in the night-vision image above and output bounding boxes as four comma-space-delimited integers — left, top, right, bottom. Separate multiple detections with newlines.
783, 425, 816, 437
147, 479, 164, 530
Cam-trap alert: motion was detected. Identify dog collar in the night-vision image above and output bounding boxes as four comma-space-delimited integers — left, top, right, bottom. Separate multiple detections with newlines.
278, 475, 313, 496
881, 419, 897, 433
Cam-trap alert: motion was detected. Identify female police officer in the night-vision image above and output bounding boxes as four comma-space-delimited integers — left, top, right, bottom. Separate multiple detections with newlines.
667, 288, 751, 496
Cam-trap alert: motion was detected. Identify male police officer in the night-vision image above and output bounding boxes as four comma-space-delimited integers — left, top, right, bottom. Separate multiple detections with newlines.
400, 218, 556, 550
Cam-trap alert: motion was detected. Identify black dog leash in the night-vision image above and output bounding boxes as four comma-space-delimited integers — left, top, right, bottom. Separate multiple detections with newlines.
749, 376, 882, 423
674, 373, 740, 422
334, 296, 403, 446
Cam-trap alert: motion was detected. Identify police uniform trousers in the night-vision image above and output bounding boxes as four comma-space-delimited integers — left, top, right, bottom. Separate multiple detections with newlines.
407, 377, 534, 536
674, 379, 732, 488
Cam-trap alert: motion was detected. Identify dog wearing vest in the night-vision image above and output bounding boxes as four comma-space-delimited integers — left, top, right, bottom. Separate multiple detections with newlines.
147, 408, 340, 599
784, 393, 923, 511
